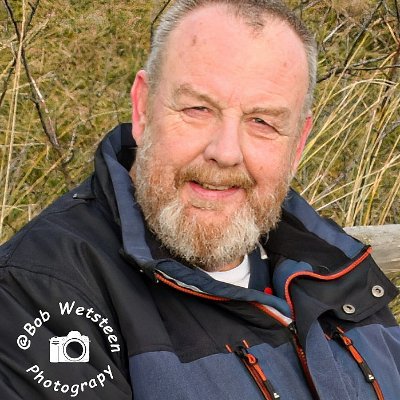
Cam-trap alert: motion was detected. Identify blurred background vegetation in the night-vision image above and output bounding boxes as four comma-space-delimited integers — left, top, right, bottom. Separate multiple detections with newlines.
0, 0, 399, 315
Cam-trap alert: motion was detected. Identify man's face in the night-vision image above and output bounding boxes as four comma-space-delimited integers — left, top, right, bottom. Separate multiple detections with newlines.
131, 5, 312, 271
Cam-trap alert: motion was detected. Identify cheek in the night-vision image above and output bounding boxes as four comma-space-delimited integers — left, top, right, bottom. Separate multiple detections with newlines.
244, 141, 294, 187
151, 118, 211, 167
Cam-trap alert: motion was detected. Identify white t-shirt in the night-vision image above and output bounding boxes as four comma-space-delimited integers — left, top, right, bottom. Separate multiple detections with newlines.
205, 255, 250, 288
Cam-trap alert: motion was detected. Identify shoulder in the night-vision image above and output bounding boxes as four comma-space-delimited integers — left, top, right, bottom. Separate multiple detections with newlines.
0, 179, 129, 316
2, 179, 117, 271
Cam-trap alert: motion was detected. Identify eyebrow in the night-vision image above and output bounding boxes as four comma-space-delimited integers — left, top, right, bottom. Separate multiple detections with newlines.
172, 83, 291, 120
245, 106, 290, 120
172, 84, 222, 109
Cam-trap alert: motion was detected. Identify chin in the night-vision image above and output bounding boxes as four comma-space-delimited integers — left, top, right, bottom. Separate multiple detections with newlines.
185, 203, 239, 220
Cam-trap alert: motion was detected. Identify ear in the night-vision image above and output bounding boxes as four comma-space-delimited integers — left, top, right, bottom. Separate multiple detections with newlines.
130, 70, 149, 146
291, 114, 313, 174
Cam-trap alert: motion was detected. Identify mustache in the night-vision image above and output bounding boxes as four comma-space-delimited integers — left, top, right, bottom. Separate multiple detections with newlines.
175, 164, 255, 190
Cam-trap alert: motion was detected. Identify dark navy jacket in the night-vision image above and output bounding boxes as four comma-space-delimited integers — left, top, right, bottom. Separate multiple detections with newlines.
0, 124, 399, 399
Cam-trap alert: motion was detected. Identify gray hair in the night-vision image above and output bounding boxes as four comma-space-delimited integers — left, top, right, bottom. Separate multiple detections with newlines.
145, 0, 318, 116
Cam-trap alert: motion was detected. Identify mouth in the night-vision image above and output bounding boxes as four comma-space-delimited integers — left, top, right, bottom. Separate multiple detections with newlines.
193, 181, 237, 191
187, 180, 244, 202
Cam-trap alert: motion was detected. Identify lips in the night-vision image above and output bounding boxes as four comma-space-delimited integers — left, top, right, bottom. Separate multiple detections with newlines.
195, 181, 236, 191
187, 181, 243, 201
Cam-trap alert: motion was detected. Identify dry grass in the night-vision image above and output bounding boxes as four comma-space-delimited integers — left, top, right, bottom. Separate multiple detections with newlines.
1, 0, 398, 238
1, 0, 398, 239
291, 0, 400, 227
0, 1, 399, 320
0, 0, 153, 239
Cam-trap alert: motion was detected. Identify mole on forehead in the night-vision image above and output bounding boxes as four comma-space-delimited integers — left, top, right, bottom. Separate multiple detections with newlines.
172, 83, 291, 118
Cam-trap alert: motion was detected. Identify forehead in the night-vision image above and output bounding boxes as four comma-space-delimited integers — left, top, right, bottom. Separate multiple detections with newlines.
158, 4, 309, 111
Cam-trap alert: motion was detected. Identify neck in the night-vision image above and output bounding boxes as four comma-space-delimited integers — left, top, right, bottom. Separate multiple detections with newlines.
208, 256, 244, 272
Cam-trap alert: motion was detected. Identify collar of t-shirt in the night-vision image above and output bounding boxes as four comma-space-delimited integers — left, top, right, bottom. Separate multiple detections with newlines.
203, 245, 272, 292
205, 255, 251, 288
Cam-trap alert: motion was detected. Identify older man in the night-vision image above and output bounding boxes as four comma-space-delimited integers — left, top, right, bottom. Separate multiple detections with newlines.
0, 1, 399, 399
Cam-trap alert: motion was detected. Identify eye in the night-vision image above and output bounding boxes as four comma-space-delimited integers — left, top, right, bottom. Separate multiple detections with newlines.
253, 117, 269, 126
248, 117, 280, 138
186, 106, 209, 113
182, 106, 211, 118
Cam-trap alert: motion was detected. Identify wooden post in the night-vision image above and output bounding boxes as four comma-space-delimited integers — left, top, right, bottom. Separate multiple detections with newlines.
344, 225, 400, 272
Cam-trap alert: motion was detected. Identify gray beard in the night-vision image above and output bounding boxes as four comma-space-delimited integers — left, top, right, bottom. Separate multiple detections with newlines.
153, 195, 264, 272
132, 129, 290, 272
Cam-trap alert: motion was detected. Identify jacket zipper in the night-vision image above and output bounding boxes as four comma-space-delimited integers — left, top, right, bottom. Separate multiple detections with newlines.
279, 248, 373, 399
155, 272, 319, 399
253, 303, 319, 400
156, 273, 282, 399
288, 322, 320, 400
232, 343, 280, 400
153, 248, 381, 400
332, 327, 384, 400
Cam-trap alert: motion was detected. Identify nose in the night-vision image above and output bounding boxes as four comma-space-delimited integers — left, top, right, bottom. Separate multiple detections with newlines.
203, 118, 243, 167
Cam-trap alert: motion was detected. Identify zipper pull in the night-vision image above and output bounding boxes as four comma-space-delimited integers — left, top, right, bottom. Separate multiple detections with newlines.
333, 329, 375, 383
331, 327, 385, 400
234, 345, 280, 399
235, 346, 259, 368
288, 321, 298, 335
